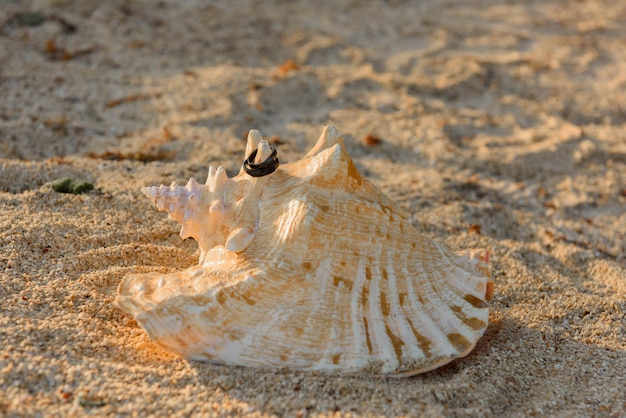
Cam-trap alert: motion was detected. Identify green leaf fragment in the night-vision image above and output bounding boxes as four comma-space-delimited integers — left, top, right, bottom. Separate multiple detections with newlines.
71, 182, 94, 195
49, 177, 94, 194
50, 177, 74, 193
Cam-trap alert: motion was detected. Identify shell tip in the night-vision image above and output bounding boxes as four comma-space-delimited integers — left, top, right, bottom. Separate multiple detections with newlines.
207, 165, 228, 192
141, 186, 156, 200
255, 140, 274, 163
246, 129, 264, 157
304, 125, 345, 158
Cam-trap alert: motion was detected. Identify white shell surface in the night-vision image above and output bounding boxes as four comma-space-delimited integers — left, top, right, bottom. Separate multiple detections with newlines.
117, 125, 493, 376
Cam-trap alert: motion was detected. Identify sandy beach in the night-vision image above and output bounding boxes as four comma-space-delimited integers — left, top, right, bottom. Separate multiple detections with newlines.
1, 0, 625, 416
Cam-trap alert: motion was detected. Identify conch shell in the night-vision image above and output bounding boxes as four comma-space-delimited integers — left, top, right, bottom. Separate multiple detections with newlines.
117, 126, 494, 376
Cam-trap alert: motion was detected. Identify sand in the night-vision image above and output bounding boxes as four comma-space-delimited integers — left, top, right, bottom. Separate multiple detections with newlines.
1, 0, 625, 416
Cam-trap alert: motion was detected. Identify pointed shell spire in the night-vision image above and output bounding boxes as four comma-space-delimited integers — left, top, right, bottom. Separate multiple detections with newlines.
245, 130, 264, 161
304, 124, 344, 158
141, 178, 201, 225
206, 165, 228, 194
254, 140, 274, 163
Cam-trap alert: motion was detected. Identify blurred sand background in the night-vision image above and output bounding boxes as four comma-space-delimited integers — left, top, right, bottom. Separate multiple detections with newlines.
1, 0, 625, 416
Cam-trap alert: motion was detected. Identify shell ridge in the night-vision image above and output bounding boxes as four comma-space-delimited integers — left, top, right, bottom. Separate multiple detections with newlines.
422, 266, 487, 354
303, 125, 344, 158
317, 264, 352, 370
302, 258, 334, 354
384, 252, 423, 361
415, 257, 480, 351
367, 257, 400, 372
402, 261, 457, 359
414, 246, 490, 336
348, 256, 371, 369
436, 260, 491, 323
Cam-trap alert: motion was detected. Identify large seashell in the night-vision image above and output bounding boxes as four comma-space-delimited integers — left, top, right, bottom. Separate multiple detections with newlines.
117, 126, 494, 376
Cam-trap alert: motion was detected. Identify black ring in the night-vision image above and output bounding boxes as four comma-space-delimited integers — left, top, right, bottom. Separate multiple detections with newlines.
243, 146, 279, 177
